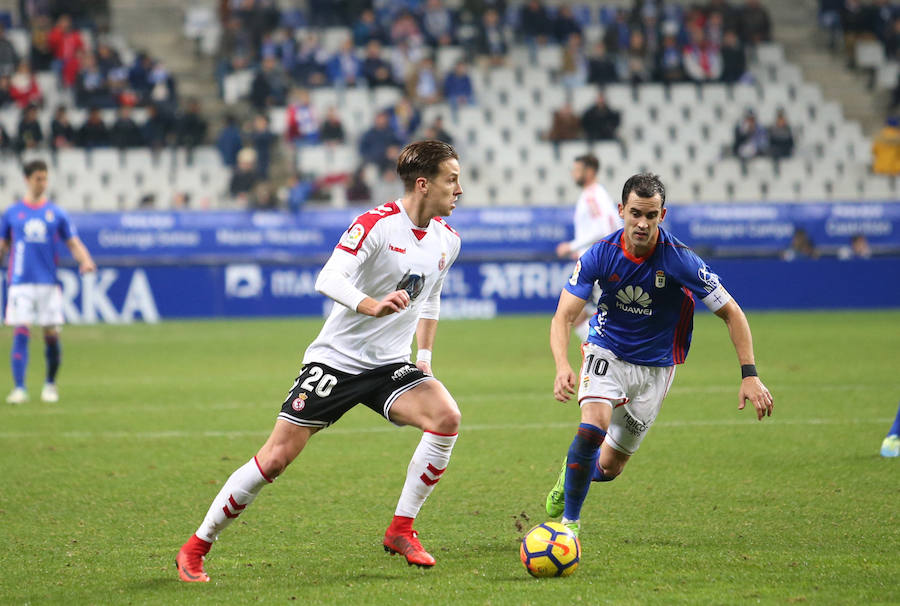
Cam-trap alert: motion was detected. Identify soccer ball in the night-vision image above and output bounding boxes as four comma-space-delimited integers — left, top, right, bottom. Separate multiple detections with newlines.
519, 522, 580, 577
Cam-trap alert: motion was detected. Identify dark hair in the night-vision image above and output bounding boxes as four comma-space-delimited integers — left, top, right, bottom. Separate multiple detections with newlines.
622, 173, 666, 207
24, 159, 48, 177
397, 139, 459, 191
575, 153, 599, 173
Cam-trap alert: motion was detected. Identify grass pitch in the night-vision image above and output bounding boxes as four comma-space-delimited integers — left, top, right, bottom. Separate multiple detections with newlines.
1, 310, 898, 605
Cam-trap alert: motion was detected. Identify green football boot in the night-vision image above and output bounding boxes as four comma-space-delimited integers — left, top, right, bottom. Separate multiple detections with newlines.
545, 457, 567, 518
562, 520, 581, 538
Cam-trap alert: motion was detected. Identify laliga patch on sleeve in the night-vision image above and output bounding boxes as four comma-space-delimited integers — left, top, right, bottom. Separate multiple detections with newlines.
568, 260, 582, 286
339, 223, 366, 251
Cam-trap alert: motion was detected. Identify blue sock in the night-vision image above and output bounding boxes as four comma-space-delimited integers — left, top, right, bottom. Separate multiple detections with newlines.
45, 334, 61, 384
11, 327, 30, 389
888, 402, 900, 437
562, 423, 606, 521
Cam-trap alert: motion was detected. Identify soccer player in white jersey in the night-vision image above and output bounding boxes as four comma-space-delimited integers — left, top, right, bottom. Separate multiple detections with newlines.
544, 173, 774, 536
176, 140, 464, 582
555, 153, 622, 342
0, 160, 96, 404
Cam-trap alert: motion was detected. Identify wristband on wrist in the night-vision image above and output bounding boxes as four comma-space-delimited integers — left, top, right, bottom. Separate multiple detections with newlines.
416, 349, 432, 364
741, 364, 758, 379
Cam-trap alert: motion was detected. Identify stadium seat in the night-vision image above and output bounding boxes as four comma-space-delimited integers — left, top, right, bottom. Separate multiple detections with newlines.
755, 42, 785, 66
855, 40, 885, 70
764, 177, 800, 202
861, 175, 895, 200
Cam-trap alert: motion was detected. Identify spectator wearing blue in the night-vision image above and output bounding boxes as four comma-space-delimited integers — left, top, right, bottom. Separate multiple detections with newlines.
519, 0, 553, 47
387, 96, 421, 143
421, 0, 456, 47
604, 9, 632, 53
260, 28, 297, 74
406, 55, 441, 106
443, 60, 474, 108
733, 108, 768, 160
76, 53, 114, 107
285, 172, 315, 213
217, 114, 243, 168
359, 110, 401, 167
655, 32, 685, 83
353, 8, 388, 47
292, 31, 329, 88
554, 5, 582, 44
361, 39, 395, 87
326, 37, 362, 88
251, 55, 288, 110
286, 87, 320, 146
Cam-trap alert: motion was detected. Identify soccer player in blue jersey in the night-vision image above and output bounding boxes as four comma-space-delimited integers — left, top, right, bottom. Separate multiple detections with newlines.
544, 173, 774, 535
880, 402, 900, 457
0, 159, 96, 404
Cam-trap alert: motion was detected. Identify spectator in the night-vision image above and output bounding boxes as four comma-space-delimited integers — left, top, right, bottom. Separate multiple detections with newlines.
359, 110, 401, 167
0, 23, 19, 77
0, 75, 10, 107
474, 8, 508, 66
284, 172, 316, 213
47, 14, 84, 68
28, 16, 55, 72
261, 28, 297, 74
217, 113, 243, 167
77, 106, 111, 148
422, 0, 455, 47
581, 91, 621, 142
546, 101, 581, 143
345, 167, 372, 203
519, 0, 553, 47
819, 0, 844, 50
443, 60, 474, 107
872, 115, 900, 175
782, 227, 818, 261
587, 41, 618, 85
683, 25, 723, 82
656, 32, 685, 83
148, 61, 177, 109
353, 8, 387, 47
361, 39, 395, 88
720, 29, 747, 83
561, 32, 589, 89
768, 108, 795, 160
386, 96, 421, 143
732, 108, 768, 159
838, 233, 873, 260
319, 106, 346, 145
708, 0, 742, 33
885, 17, 900, 59
50, 105, 76, 149
176, 98, 208, 149
75, 53, 112, 107
604, 9, 632, 53
9, 60, 42, 108
424, 115, 454, 145
706, 11, 726, 48
326, 37, 361, 88
638, 7, 663, 58
95, 40, 122, 74
250, 113, 276, 178
866, 0, 895, 43
251, 55, 288, 109
841, 0, 873, 67
250, 181, 278, 210
406, 55, 441, 106
389, 37, 425, 86
390, 11, 425, 48
16, 103, 43, 151
554, 5, 583, 44
128, 51, 155, 100
229, 147, 260, 205
461, 0, 508, 22
740, 0, 772, 44
617, 30, 652, 83
293, 31, 329, 87
110, 105, 144, 148
108, 68, 137, 107
285, 87, 319, 145
142, 102, 174, 150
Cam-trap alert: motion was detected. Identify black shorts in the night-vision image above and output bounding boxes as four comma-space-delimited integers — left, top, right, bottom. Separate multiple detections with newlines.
276, 362, 432, 429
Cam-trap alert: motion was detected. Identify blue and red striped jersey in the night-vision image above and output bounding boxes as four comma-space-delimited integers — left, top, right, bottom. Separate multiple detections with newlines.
564, 227, 731, 367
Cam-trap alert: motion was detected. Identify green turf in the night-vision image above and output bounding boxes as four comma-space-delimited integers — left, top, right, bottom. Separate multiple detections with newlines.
1, 311, 898, 605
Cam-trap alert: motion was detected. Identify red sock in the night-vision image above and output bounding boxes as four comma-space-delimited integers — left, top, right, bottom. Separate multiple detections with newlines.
388, 515, 414, 534
186, 534, 212, 555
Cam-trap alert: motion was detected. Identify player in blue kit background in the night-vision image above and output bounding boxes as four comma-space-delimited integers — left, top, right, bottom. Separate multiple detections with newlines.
0, 159, 96, 404
544, 173, 774, 536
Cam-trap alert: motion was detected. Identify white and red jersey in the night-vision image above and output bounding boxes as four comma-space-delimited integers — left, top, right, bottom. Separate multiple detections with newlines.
303, 199, 461, 373
569, 182, 622, 256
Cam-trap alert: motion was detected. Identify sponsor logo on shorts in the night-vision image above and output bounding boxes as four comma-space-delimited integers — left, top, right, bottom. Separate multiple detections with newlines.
292, 393, 308, 411
623, 410, 649, 436
391, 365, 417, 382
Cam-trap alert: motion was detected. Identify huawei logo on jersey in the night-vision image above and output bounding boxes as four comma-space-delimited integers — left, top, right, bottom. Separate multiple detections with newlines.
24, 218, 48, 242
396, 270, 426, 301
389, 245, 407, 254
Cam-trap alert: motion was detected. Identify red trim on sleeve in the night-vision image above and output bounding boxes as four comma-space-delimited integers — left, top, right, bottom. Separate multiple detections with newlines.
335, 201, 401, 254
434, 217, 460, 238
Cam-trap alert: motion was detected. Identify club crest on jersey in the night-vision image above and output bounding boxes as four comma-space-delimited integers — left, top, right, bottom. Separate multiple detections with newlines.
339, 223, 366, 251
396, 270, 426, 301
438, 253, 446, 271
655, 270, 666, 288
45, 210, 55, 222
292, 393, 308, 411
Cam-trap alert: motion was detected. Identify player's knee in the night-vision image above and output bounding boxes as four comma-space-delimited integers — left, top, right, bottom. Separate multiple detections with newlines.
433, 403, 461, 434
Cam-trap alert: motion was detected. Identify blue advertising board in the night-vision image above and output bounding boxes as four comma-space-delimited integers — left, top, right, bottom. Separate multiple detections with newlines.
67, 202, 900, 265
2, 257, 896, 324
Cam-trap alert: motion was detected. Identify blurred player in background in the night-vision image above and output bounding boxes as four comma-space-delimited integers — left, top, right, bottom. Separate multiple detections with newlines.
0, 160, 96, 404
880, 402, 900, 457
544, 173, 774, 536
555, 153, 622, 342
176, 140, 463, 582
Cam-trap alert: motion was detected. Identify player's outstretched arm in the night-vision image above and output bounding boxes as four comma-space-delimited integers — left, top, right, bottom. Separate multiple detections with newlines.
714, 300, 774, 420
550, 290, 588, 402
66, 236, 96, 274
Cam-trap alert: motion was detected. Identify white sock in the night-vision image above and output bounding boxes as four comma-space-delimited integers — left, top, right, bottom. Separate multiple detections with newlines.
195, 457, 272, 543
394, 431, 458, 518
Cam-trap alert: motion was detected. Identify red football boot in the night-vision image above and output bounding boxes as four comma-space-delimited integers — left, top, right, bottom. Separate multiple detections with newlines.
175, 534, 212, 582
383, 516, 436, 567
